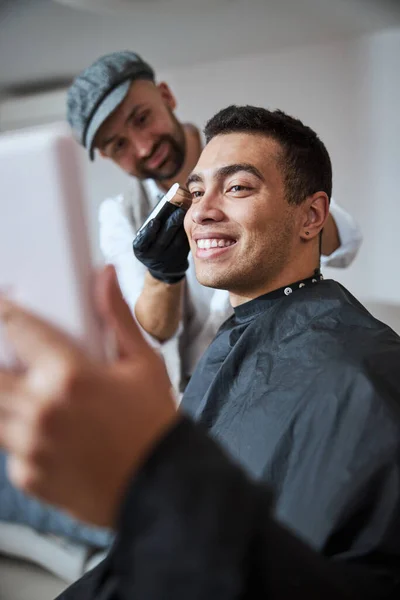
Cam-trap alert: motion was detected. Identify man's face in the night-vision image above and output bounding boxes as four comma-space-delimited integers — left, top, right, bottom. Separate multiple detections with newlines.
184, 133, 301, 299
95, 80, 186, 181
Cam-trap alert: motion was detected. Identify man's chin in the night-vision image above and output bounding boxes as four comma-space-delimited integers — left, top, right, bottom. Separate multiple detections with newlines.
195, 272, 230, 291
146, 153, 184, 182
143, 164, 180, 182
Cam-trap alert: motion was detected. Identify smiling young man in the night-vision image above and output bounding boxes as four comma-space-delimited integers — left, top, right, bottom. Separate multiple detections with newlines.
185, 144, 317, 303
179, 106, 400, 590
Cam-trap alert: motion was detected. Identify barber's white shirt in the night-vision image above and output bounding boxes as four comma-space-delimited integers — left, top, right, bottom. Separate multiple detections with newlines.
99, 178, 362, 390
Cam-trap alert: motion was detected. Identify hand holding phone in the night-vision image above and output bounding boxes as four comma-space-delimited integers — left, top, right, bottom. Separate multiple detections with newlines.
132, 184, 192, 285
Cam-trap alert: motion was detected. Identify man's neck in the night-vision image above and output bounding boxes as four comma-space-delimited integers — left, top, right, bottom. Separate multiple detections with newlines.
229, 262, 321, 308
157, 124, 202, 192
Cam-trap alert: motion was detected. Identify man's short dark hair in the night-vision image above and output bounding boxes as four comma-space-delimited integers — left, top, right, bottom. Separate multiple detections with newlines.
204, 106, 332, 205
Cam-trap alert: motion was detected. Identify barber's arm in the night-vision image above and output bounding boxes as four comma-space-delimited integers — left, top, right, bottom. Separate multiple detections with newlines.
134, 273, 184, 342
100, 195, 187, 343
321, 199, 362, 267
132, 207, 189, 342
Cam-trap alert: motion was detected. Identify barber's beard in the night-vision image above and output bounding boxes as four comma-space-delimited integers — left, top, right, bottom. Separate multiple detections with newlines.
134, 118, 186, 181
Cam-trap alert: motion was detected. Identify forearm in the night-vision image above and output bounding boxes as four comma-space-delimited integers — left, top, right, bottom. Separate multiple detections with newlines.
135, 271, 184, 342
321, 212, 341, 256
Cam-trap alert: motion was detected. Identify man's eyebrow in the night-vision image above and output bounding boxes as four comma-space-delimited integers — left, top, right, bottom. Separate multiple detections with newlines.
216, 163, 265, 182
100, 134, 117, 150
124, 104, 145, 126
186, 173, 203, 188
186, 163, 264, 189
100, 104, 146, 149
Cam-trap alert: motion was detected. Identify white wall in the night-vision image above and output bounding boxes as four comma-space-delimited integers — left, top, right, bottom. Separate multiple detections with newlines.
2, 29, 400, 327
86, 29, 400, 329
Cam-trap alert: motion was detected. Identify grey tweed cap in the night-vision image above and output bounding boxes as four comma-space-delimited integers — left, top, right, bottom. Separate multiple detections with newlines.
67, 51, 155, 160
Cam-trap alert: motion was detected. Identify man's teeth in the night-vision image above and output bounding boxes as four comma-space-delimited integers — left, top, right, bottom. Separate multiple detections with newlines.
196, 238, 235, 249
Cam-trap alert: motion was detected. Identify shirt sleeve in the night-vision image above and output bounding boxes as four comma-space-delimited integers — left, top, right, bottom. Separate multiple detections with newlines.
321, 198, 363, 268
99, 196, 147, 318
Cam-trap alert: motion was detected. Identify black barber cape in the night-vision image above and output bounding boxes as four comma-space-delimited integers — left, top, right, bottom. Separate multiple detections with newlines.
181, 279, 400, 572
59, 418, 365, 600
58, 279, 400, 600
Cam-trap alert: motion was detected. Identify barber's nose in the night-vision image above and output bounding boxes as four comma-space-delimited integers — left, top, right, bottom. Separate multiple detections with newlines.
130, 132, 153, 159
191, 192, 225, 225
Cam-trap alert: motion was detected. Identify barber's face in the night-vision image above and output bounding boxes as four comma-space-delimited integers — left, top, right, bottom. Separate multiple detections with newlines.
96, 80, 186, 181
184, 133, 299, 300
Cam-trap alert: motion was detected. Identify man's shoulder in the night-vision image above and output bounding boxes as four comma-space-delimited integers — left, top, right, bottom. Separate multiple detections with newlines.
252, 279, 400, 367
265, 280, 397, 333
242, 281, 400, 423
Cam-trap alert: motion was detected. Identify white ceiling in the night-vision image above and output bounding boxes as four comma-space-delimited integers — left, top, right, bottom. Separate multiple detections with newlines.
0, 0, 399, 93
54, 0, 221, 11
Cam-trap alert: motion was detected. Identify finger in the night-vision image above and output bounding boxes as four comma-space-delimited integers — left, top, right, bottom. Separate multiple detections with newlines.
132, 219, 160, 254
160, 208, 187, 247
0, 372, 21, 433
174, 228, 191, 252
95, 266, 149, 358
0, 372, 29, 453
0, 370, 20, 398
0, 410, 30, 455
0, 371, 41, 422
0, 297, 81, 367
7, 454, 46, 499
167, 206, 186, 228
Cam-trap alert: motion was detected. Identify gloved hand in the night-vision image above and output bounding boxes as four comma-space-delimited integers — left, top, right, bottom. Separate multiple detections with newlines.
132, 206, 190, 284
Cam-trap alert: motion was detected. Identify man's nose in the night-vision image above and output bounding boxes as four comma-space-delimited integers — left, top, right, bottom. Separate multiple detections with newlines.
190, 192, 225, 225
129, 132, 154, 159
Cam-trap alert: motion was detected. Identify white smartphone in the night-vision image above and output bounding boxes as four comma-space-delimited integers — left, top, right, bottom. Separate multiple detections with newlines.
0, 122, 105, 365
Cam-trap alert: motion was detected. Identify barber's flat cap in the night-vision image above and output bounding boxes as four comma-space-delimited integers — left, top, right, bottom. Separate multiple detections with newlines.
67, 51, 155, 160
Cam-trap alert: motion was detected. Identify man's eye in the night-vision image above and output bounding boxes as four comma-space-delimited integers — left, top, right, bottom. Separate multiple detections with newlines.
190, 190, 204, 199
135, 111, 150, 127
113, 139, 126, 155
228, 185, 250, 192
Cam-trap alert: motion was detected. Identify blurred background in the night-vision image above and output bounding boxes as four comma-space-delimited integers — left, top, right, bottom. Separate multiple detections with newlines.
0, 0, 399, 318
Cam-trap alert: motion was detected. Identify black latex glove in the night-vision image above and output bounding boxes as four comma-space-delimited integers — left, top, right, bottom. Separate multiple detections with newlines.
132, 206, 190, 284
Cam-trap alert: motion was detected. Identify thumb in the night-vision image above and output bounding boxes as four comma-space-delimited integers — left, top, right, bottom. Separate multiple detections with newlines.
0, 296, 82, 367
95, 265, 149, 359
167, 206, 186, 229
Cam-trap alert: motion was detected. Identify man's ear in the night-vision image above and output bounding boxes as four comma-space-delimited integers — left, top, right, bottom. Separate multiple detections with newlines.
300, 192, 330, 241
157, 82, 177, 111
